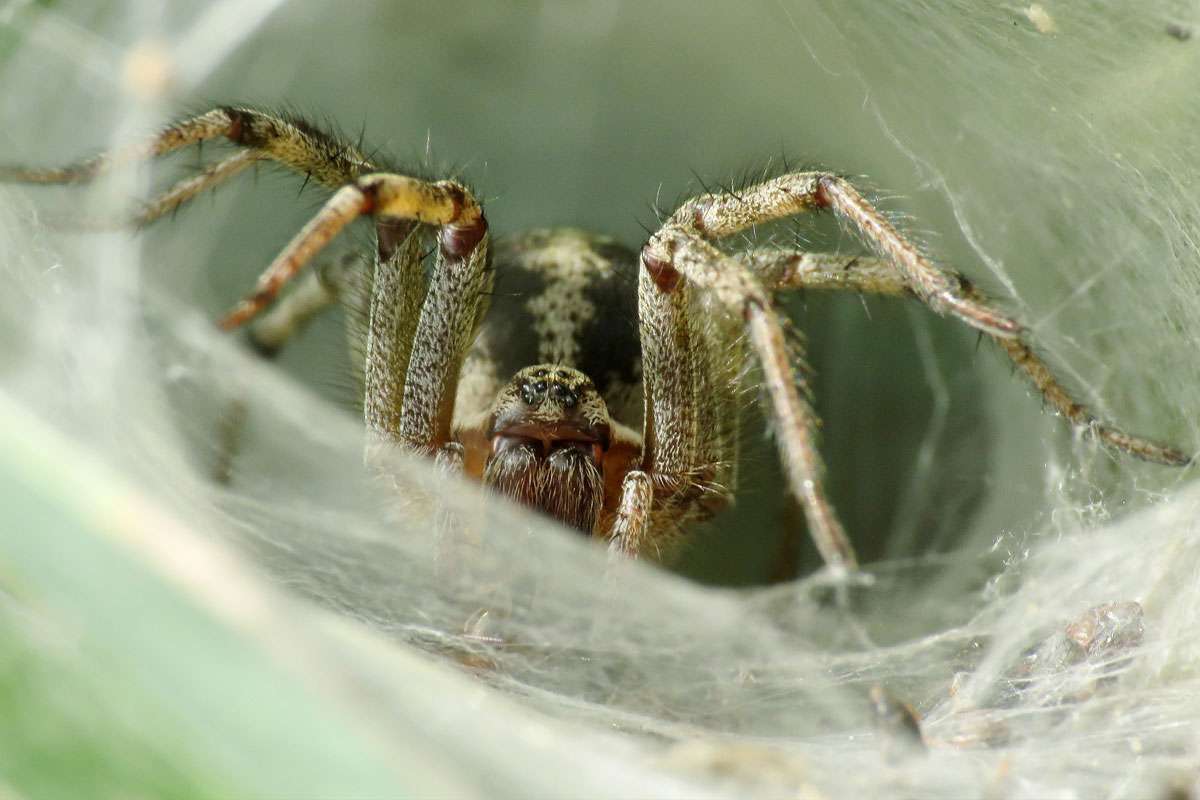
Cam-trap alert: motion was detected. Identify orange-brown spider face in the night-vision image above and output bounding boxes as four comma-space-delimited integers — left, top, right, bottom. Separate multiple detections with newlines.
483, 364, 612, 534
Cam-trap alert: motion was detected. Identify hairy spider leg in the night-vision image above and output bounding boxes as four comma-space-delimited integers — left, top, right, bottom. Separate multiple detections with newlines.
742, 249, 1192, 466
39, 150, 263, 230
0, 105, 491, 462
244, 255, 353, 358
608, 251, 741, 560
0, 108, 237, 183
811, 176, 1021, 339
0, 106, 376, 187
635, 170, 1023, 572
637, 223, 854, 572
0, 106, 379, 228
200, 168, 490, 461
215, 173, 484, 331
211, 255, 352, 484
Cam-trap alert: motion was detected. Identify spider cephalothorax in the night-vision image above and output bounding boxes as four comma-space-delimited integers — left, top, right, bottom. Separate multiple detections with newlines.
3, 105, 1190, 575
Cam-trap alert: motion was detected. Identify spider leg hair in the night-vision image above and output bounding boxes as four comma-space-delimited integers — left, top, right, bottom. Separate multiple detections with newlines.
640, 226, 857, 573
20, 149, 264, 231
53, 150, 264, 230
210, 254, 362, 488
0, 106, 377, 187
743, 248, 1192, 467
667, 171, 1021, 338
1, 105, 492, 457
0, 107, 383, 229
245, 254, 354, 358
0, 108, 237, 184
218, 172, 484, 331
642, 163, 1185, 573
610, 470, 655, 558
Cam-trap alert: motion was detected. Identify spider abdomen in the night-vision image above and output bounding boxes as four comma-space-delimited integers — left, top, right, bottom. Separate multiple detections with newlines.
454, 228, 643, 427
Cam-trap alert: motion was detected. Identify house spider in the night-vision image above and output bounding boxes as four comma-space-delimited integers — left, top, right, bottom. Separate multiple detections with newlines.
3, 106, 1190, 575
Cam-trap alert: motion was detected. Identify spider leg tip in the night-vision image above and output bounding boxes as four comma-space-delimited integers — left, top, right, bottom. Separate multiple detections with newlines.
217, 305, 251, 331
1167, 449, 1194, 468
1140, 448, 1192, 468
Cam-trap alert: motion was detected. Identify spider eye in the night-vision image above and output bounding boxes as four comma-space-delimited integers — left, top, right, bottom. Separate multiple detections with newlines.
550, 382, 578, 408
520, 380, 547, 405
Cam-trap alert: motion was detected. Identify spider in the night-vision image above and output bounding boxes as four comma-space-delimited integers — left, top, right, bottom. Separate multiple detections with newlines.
3, 106, 1190, 575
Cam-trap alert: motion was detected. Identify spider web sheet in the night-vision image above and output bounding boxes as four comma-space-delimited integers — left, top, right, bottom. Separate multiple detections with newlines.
1, 1, 1199, 797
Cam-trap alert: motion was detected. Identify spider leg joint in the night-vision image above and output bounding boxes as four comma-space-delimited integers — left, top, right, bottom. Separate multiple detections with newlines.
641, 244, 681, 293
440, 213, 488, 260
813, 173, 837, 209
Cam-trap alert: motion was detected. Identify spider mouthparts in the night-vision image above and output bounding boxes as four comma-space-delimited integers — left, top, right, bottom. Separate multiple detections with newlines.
490, 424, 606, 465
483, 425, 607, 535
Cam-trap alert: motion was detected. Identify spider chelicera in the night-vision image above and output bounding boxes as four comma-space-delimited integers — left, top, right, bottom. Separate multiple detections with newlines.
3, 106, 1190, 574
